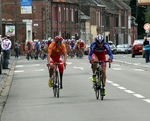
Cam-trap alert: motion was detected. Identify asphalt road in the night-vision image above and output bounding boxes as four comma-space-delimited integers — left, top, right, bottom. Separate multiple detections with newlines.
1, 55, 150, 121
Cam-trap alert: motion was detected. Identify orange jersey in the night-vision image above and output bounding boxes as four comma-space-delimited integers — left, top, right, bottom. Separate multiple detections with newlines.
48, 42, 66, 56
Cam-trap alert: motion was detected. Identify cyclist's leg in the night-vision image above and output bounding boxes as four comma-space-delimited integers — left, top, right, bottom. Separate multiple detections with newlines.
99, 56, 107, 86
57, 57, 64, 89
101, 66, 106, 86
91, 54, 98, 82
48, 57, 54, 87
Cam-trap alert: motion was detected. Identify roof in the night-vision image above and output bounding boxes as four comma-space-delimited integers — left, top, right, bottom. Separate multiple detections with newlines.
81, 12, 90, 20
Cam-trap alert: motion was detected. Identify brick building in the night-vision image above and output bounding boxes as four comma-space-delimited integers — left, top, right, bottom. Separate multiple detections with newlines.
1, 0, 137, 49
1, 0, 80, 44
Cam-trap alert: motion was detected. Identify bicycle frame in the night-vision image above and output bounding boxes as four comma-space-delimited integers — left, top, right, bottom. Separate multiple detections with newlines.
49, 62, 64, 98
93, 61, 111, 100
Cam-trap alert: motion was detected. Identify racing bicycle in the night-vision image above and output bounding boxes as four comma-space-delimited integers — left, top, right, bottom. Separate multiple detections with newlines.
49, 62, 64, 98
93, 61, 111, 100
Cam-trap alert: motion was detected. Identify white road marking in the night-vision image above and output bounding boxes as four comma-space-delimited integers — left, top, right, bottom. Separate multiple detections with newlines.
112, 64, 120, 67
124, 90, 135, 94
124, 90, 134, 94
133, 63, 140, 66
34, 69, 44, 72
112, 68, 123, 70
112, 83, 120, 87
124, 62, 132, 65
143, 99, 150, 103
133, 94, 145, 98
66, 62, 72, 65
73, 66, 84, 70
15, 65, 24, 67
108, 79, 149, 104
14, 70, 24, 73
133, 69, 144, 72
107, 80, 113, 84
31, 64, 40, 67
117, 86, 126, 90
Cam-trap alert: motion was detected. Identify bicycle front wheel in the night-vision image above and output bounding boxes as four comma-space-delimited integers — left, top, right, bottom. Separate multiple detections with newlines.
95, 85, 99, 99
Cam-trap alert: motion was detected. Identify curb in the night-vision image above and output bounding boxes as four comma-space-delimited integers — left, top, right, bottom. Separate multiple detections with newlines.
0, 59, 17, 119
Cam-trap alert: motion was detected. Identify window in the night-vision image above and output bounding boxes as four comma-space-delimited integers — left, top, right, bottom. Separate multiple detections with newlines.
59, 7, 61, 22
105, 16, 109, 28
115, 17, 118, 27
75, 10, 78, 23
66, 8, 68, 22
71, 9, 74, 22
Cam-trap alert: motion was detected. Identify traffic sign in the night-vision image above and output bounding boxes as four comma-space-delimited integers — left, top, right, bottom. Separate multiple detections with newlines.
144, 23, 150, 30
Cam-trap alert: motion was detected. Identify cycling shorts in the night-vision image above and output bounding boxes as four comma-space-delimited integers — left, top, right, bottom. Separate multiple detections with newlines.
49, 56, 64, 73
92, 53, 106, 67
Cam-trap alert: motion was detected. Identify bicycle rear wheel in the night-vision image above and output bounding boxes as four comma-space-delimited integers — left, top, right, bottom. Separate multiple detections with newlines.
100, 72, 104, 100
56, 71, 60, 98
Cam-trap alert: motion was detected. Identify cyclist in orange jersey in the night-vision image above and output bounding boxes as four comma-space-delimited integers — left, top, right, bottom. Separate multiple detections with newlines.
47, 36, 67, 89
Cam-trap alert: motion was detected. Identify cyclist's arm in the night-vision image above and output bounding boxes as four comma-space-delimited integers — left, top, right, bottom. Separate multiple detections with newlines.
105, 44, 113, 59
88, 45, 93, 60
63, 50, 67, 63
47, 50, 52, 63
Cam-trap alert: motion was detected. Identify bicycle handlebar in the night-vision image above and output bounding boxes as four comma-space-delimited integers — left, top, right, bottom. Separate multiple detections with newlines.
93, 61, 111, 68
47, 62, 66, 69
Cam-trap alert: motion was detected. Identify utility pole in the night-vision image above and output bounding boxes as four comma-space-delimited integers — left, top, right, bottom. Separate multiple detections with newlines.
0, 0, 2, 35
45, 0, 50, 39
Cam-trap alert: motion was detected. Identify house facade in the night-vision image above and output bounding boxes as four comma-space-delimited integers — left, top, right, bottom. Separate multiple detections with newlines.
1, 0, 137, 49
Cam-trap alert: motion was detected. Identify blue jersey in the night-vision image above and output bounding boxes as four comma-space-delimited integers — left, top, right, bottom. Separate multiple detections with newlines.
41, 42, 46, 49
35, 43, 40, 50
70, 42, 75, 48
88, 41, 113, 60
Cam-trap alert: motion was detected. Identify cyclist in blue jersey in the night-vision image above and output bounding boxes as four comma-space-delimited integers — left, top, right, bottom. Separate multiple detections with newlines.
88, 34, 113, 95
40, 40, 46, 58
70, 40, 75, 54
34, 40, 40, 58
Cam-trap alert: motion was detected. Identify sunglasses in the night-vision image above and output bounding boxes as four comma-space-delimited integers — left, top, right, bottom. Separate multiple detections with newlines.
56, 41, 61, 44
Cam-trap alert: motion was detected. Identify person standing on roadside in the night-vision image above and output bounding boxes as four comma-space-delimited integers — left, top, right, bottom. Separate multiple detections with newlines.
143, 37, 150, 63
1, 35, 12, 69
14, 40, 20, 58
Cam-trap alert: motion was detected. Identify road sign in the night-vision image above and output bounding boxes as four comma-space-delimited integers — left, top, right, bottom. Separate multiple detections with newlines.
20, 0, 32, 14
144, 23, 150, 30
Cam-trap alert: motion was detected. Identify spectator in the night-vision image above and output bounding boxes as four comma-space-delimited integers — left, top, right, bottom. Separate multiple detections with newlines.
1, 35, 12, 69
14, 40, 20, 58
143, 37, 150, 63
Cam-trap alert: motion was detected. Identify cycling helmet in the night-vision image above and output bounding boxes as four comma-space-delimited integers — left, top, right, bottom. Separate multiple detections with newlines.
71, 40, 74, 43
55, 36, 63, 43
95, 34, 104, 44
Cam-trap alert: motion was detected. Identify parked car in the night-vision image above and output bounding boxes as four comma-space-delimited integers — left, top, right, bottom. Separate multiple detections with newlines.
84, 44, 90, 55
109, 44, 117, 54
131, 39, 144, 58
116, 44, 132, 54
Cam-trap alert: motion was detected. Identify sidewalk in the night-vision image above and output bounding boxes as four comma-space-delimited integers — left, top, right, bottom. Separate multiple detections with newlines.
0, 56, 18, 118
